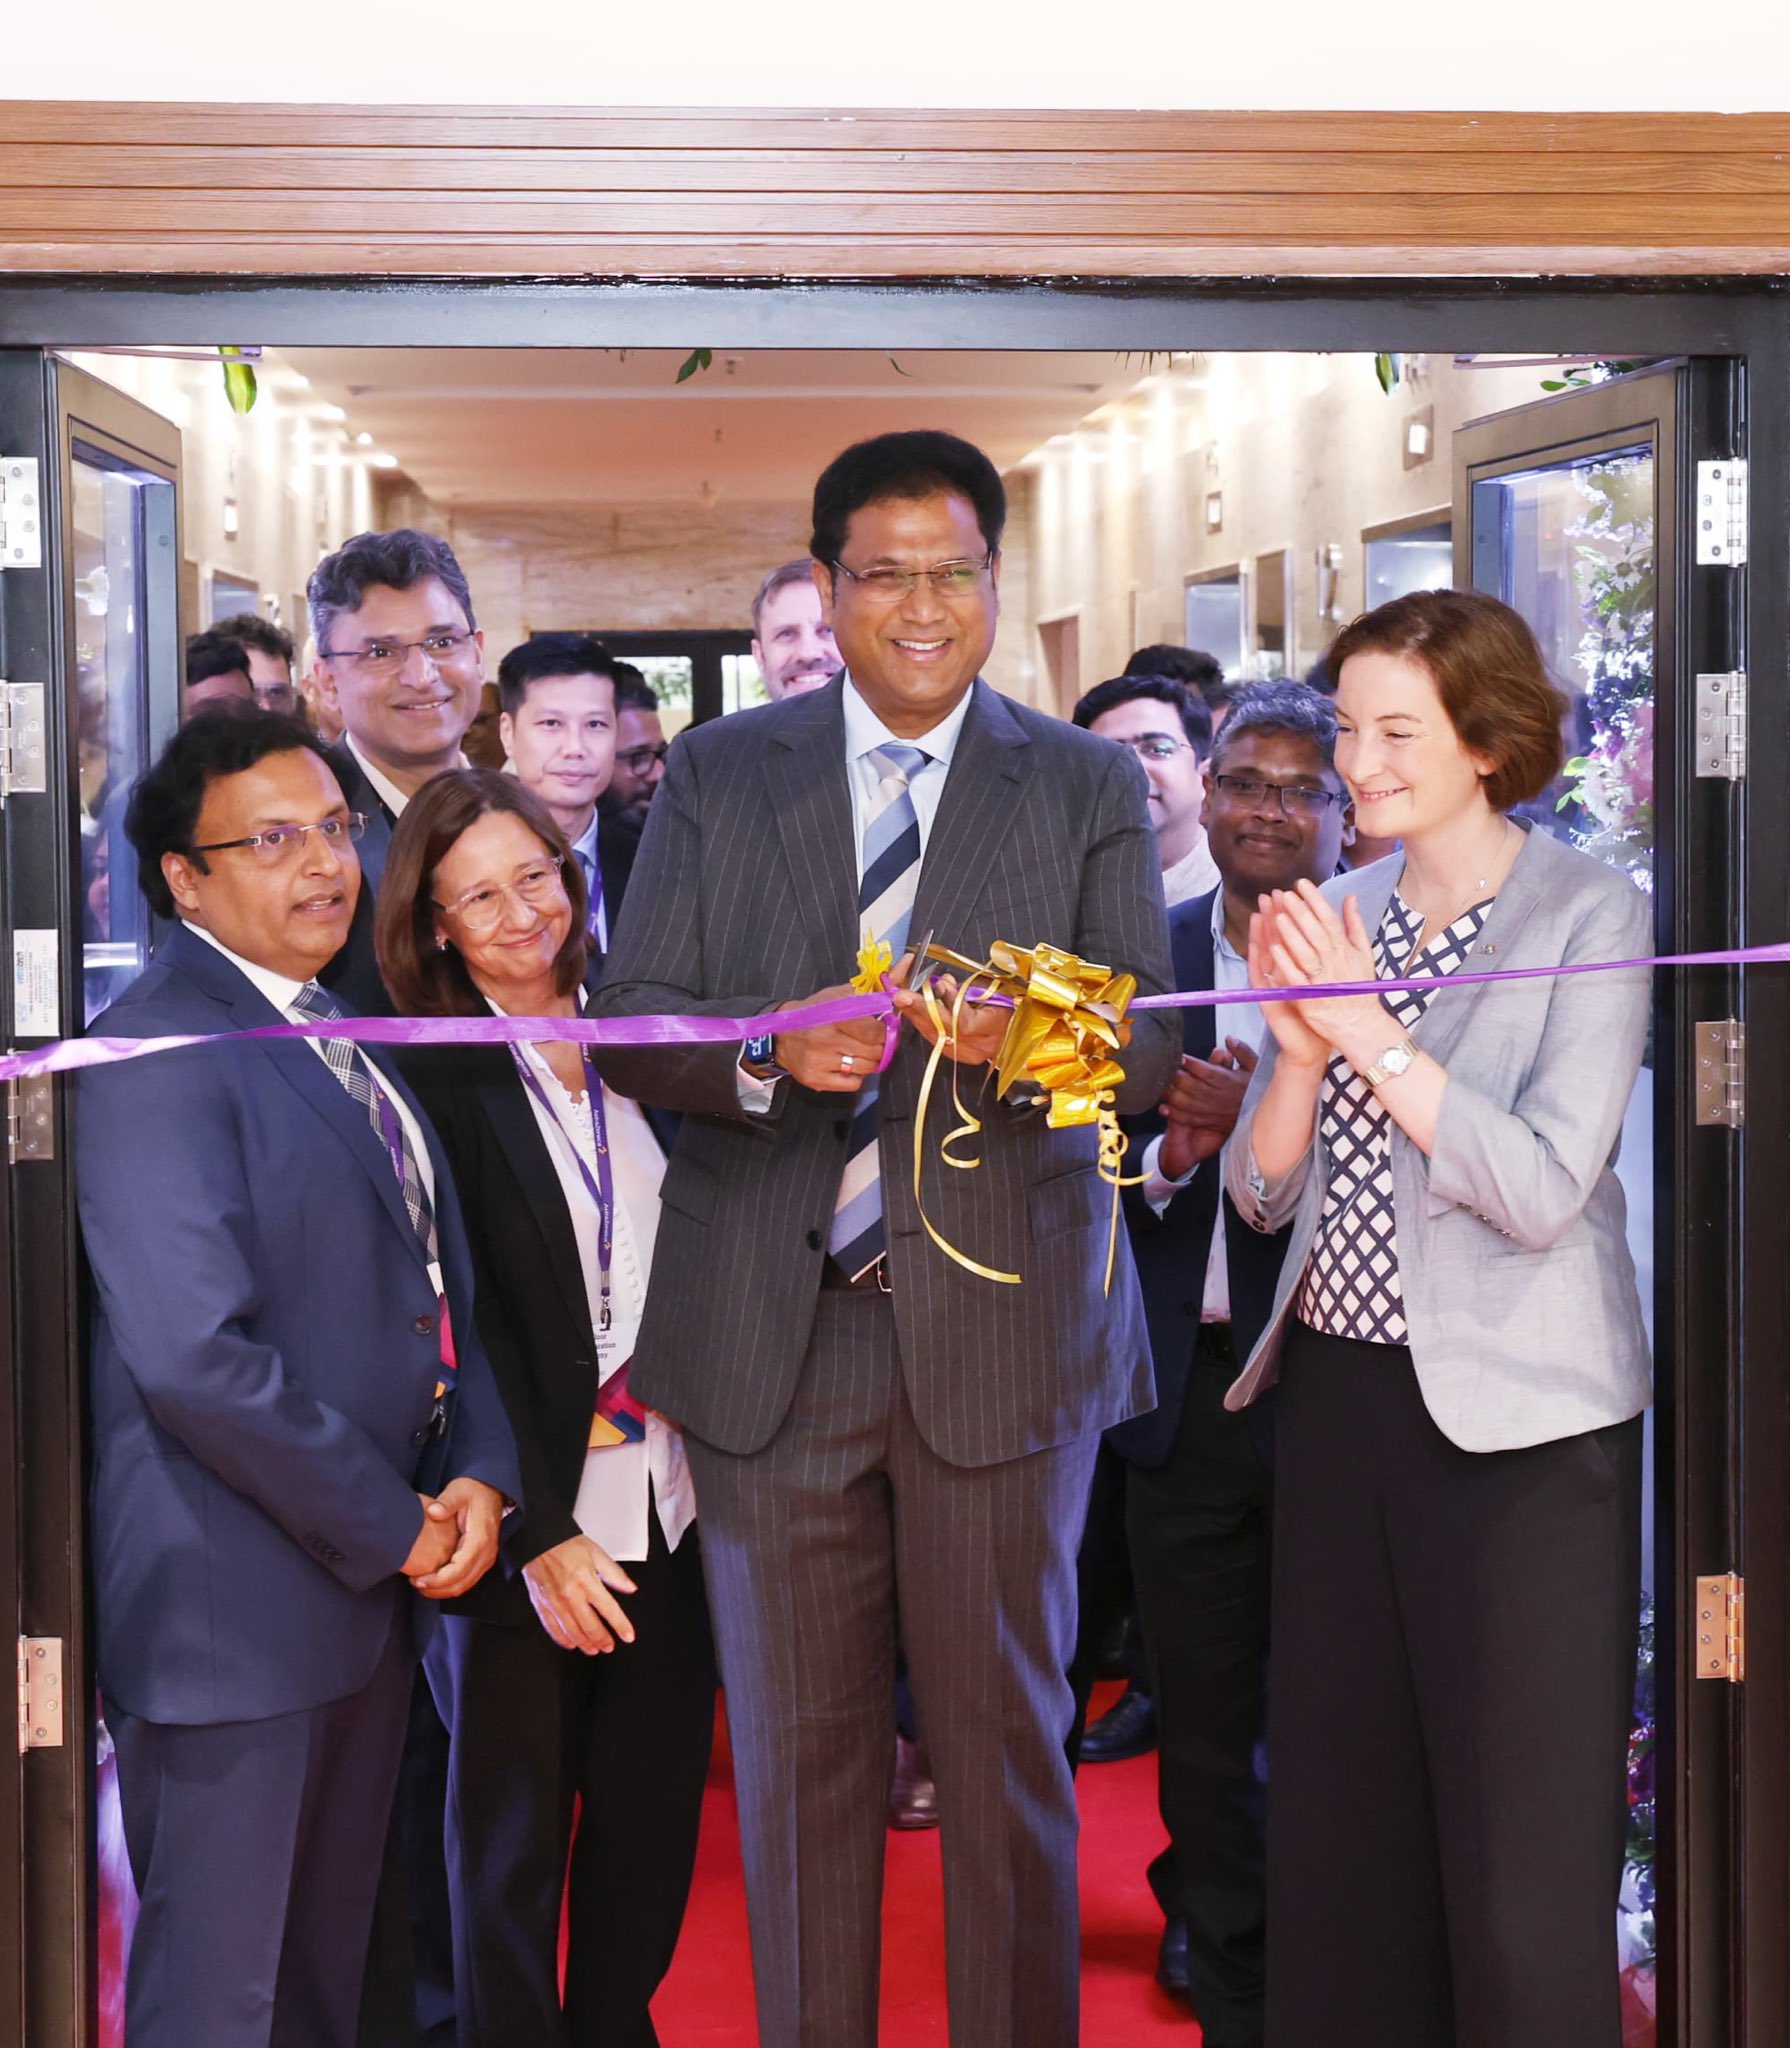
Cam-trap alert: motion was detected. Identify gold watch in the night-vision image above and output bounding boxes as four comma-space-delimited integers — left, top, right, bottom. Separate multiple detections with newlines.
1361, 1037, 1419, 1087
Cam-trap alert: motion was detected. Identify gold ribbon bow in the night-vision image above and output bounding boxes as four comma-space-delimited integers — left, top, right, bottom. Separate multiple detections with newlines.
910, 940, 1140, 1292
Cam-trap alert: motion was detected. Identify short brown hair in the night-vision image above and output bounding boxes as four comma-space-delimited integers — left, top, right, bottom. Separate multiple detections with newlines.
1325, 588, 1567, 813
375, 768, 588, 1016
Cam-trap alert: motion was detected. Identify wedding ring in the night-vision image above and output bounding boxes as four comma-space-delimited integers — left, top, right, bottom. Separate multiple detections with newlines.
841, 1053, 855, 1072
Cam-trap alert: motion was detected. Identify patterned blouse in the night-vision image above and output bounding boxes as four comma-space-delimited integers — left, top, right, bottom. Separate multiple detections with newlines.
1297, 889, 1491, 1345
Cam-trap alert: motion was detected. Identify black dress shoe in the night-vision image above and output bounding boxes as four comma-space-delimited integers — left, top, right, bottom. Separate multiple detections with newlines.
1081, 1684, 1157, 1763
1156, 1917, 1191, 2000
888, 1735, 939, 1830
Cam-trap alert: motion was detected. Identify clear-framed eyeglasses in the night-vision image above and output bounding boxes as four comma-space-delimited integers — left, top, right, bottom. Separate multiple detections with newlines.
1112, 733, 1191, 763
434, 855, 568, 934
190, 814, 368, 864
319, 629, 480, 679
829, 553, 995, 602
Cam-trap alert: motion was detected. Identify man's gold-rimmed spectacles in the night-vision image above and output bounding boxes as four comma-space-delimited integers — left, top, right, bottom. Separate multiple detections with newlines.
829, 554, 995, 603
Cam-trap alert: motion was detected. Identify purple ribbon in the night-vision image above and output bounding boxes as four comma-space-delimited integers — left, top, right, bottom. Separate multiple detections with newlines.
5, 942, 1785, 1088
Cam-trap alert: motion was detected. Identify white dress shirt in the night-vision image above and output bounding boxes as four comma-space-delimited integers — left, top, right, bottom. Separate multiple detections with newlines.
738, 672, 974, 1110
1140, 890, 1264, 1322
344, 733, 469, 820
504, 1016, 695, 1561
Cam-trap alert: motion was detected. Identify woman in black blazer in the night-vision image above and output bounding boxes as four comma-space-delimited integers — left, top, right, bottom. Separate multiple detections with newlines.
377, 768, 714, 2048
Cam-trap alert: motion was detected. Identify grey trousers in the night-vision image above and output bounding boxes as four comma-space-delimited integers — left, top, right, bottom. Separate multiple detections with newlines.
686, 1288, 1099, 2048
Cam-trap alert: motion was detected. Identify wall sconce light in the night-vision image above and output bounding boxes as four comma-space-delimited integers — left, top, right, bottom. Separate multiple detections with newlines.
1403, 404, 1436, 469
1205, 491, 1224, 533
1315, 543, 1345, 627
221, 495, 239, 539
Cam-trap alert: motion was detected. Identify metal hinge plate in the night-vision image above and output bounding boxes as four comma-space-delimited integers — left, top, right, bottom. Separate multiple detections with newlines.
17, 1637, 64, 1751
5, 1074, 53, 1163
0, 681, 47, 799
1694, 671, 1747, 779
1694, 1018, 1745, 1127
1695, 459, 1748, 565
1694, 1572, 1745, 1682
0, 457, 42, 569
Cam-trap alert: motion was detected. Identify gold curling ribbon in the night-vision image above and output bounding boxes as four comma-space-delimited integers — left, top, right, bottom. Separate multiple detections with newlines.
910, 940, 1142, 1292
852, 928, 894, 995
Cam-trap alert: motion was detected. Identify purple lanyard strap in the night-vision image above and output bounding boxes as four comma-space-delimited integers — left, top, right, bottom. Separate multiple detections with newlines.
510, 1045, 616, 1333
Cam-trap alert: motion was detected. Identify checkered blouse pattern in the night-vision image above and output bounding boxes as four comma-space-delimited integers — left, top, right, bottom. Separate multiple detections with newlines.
1297, 891, 1491, 1345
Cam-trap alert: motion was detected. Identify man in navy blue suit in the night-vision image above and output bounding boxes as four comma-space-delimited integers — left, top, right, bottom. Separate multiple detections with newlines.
76, 711, 520, 2048
1096, 681, 1352, 2048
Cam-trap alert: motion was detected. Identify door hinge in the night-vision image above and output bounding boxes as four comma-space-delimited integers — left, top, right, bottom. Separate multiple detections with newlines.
0, 681, 47, 799
1693, 1018, 1745, 1127
1695, 458, 1748, 565
17, 1637, 64, 1751
1694, 671, 1747, 779
1694, 1572, 1745, 1682
0, 457, 42, 569
5, 1073, 54, 1163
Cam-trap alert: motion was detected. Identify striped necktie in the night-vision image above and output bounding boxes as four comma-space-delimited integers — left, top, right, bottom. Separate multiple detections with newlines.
289, 980, 439, 1265
829, 742, 928, 1279
576, 842, 607, 951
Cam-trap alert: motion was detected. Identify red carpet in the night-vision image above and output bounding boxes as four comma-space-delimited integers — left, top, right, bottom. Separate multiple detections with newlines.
653, 1684, 1199, 2043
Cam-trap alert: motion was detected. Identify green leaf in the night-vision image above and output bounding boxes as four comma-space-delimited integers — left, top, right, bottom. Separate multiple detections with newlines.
675, 348, 714, 384
1373, 352, 1400, 394
219, 347, 257, 414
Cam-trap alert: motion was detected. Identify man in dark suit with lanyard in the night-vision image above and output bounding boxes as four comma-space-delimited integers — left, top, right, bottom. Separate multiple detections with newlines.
75, 712, 519, 2048
311, 528, 485, 1016
594, 430, 1178, 2047
1104, 681, 1352, 2048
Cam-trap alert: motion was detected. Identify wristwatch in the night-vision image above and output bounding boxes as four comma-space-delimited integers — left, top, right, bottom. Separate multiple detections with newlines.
741, 1029, 785, 1082
1361, 1037, 1419, 1087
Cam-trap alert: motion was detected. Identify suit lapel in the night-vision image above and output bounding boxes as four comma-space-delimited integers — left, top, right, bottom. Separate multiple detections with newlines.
765, 681, 858, 976
909, 680, 1033, 945
161, 930, 428, 1270
1171, 892, 1220, 1059
470, 1055, 594, 1341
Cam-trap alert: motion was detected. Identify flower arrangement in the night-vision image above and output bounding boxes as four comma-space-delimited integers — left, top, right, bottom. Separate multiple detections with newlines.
1556, 455, 1656, 887
1620, 1597, 1658, 2042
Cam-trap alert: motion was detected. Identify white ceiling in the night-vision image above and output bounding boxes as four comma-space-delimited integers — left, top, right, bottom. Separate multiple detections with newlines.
271, 348, 1145, 509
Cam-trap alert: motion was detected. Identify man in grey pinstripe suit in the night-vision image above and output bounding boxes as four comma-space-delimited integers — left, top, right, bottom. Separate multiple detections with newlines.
594, 431, 1178, 2046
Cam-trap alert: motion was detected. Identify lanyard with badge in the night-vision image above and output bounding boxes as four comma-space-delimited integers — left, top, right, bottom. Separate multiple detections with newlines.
509, 1046, 647, 1446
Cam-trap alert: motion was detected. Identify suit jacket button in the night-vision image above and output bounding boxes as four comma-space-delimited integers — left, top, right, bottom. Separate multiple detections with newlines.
413, 1312, 436, 1337
806, 1228, 823, 1252
410, 1427, 428, 1447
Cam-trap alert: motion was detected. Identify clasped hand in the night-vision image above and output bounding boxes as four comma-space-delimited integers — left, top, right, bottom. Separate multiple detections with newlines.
1247, 879, 1389, 1070
402, 1476, 506, 1599
768, 952, 1005, 1093
1158, 1039, 1258, 1180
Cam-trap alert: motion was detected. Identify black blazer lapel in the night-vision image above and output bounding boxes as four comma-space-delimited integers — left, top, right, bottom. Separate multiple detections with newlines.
467, 1055, 595, 1343
1169, 891, 1220, 1061
909, 679, 1033, 947
765, 680, 858, 976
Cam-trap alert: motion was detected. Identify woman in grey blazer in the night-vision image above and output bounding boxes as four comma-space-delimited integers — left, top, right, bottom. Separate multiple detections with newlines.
1222, 589, 1651, 2048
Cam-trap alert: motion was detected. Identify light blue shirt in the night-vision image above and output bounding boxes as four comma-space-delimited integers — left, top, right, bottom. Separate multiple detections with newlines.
571, 811, 607, 953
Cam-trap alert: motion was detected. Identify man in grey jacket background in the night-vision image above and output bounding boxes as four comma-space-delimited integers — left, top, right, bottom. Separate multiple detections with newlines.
594, 430, 1177, 2047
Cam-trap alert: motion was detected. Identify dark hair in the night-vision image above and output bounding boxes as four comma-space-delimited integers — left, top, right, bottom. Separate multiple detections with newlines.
1210, 679, 1340, 774
1302, 655, 1339, 698
212, 612, 296, 671
185, 629, 255, 689
1326, 588, 1568, 812
610, 661, 658, 714
125, 713, 336, 919
375, 769, 588, 1017
496, 633, 617, 717
752, 559, 819, 633
1124, 643, 1225, 701
307, 528, 476, 654
1071, 673, 1213, 757
810, 430, 1006, 571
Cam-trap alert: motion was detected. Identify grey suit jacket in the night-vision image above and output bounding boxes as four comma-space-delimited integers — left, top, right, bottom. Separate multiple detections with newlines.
1221, 824, 1653, 1453
591, 675, 1179, 1468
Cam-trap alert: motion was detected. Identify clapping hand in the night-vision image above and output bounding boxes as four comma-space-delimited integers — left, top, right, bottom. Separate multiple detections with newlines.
1253, 880, 1388, 1065
1158, 1039, 1259, 1181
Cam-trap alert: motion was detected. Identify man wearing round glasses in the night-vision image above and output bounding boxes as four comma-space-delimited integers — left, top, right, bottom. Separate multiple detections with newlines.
308, 528, 485, 1015
1073, 673, 1220, 906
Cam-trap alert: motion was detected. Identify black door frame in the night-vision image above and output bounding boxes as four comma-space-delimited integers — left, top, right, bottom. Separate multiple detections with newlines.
2, 275, 1787, 2048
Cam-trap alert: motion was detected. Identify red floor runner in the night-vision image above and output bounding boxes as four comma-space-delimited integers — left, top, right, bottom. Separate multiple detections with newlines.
653, 1685, 1199, 2043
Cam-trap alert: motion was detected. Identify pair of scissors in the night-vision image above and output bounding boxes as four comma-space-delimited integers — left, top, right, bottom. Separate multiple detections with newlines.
874, 927, 935, 1073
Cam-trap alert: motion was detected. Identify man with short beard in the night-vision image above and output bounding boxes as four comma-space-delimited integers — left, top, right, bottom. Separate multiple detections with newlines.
751, 557, 842, 699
